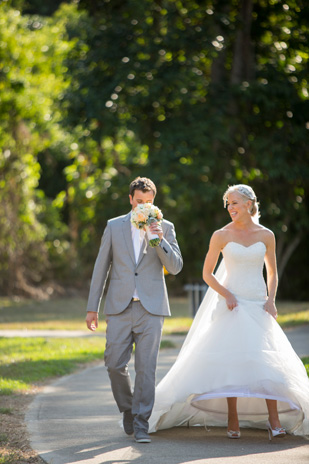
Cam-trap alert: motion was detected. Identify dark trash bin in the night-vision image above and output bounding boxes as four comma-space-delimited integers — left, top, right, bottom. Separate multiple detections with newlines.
184, 283, 208, 317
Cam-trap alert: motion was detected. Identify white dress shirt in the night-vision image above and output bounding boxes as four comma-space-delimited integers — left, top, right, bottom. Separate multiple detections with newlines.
131, 218, 145, 299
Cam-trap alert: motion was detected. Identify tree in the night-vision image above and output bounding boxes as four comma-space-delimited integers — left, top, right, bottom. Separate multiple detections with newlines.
2, 0, 308, 298
62, 0, 308, 296
0, 4, 75, 295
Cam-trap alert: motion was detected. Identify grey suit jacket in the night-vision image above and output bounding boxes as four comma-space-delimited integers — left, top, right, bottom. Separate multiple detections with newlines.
86, 212, 183, 316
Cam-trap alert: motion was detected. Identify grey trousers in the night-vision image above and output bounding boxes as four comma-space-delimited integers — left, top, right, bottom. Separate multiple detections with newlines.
104, 300, 164, 432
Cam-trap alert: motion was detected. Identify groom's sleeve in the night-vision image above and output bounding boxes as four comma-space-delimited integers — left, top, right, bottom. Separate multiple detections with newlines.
86, 222, 112, 312
156, 222, 183, 275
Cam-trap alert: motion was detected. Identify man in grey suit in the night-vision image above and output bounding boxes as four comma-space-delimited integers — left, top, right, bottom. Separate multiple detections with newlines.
86, 177, 183, 443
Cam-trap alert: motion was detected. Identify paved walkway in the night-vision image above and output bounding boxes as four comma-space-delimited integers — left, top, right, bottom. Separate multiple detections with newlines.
24, 326, 309, 464
0, 329, 97, 338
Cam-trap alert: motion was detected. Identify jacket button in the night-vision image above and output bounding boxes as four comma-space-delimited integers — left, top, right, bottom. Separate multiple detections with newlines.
135, 273, 138, 276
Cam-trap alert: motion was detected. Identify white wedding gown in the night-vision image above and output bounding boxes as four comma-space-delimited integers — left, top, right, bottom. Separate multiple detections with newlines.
149, 241, 309, 436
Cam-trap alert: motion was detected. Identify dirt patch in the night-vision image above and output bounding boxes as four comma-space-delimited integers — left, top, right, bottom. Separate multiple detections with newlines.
0, 390, 45, 464
0, 360, 102, 463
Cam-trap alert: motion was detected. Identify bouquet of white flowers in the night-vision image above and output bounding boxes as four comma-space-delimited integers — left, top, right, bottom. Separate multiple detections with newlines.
131, 203, 163, 247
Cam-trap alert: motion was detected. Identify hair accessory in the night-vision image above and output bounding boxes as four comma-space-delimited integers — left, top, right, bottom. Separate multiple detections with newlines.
223, 184, 256, 208
236, 185, 255, 200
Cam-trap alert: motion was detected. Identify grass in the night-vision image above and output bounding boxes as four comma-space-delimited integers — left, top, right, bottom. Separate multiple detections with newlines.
160, 339, 176, 349
0, 296, 308, 395
0, 297, 89, 331
0, 297, 306, 464
0, 455, 18, 464
0, 435, 7, 445
277, 311, 309, 328
0, 408, 12, 415
0, 337, 307, 397
0, 336, 175, 396
0, 297, 308, 333
0, 337, 105, 395
302, 357, 309, 377
0, 296, 191, 333
0, 337, 308, 397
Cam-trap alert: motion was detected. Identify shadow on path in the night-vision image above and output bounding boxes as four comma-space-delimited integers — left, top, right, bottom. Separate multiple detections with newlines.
26, 343, 309, 464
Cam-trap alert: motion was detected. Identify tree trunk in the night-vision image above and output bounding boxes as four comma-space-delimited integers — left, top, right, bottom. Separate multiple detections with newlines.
230, 0, 254, 84
276, 231, 303, 281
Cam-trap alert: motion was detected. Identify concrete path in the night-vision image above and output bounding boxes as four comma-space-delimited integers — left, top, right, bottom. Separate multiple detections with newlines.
25, 326, 309, 464
0, 329, 97, 338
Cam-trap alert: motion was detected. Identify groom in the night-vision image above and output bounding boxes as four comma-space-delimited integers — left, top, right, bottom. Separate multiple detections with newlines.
86, 177, 183, 443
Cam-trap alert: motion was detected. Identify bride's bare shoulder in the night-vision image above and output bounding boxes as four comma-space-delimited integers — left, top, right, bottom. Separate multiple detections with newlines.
210, 226, 231, 247
256, 224, 274, 236
256, 225, 275, 244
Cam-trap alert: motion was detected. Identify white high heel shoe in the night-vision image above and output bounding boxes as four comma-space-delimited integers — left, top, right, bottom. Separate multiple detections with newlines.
227, 429, 241, 439
266, 420, 286, 441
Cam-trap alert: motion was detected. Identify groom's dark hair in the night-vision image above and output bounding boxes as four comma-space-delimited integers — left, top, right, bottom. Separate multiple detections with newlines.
130, 177, 157, 197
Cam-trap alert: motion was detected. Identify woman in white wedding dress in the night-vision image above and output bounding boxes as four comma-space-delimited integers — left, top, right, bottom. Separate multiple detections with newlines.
149, 184, 309, 439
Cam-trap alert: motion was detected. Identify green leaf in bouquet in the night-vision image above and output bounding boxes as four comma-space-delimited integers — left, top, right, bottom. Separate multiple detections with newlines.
149, 238, 161, 247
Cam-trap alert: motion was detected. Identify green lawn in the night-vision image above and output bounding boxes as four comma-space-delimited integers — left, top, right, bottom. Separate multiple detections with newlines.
0, 336, 174, 396
1, 296, 307, 396
303, 357, 309, 377
0, 297, 308, 333
0, 337, 105, 395
0, 337, 308, 397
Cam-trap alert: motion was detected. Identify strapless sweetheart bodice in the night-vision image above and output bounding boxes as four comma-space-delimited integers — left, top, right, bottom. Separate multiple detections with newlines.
222, 241, 267, 301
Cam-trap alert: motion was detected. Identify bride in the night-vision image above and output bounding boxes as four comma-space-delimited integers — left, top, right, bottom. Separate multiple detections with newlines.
149, 184, 309, 439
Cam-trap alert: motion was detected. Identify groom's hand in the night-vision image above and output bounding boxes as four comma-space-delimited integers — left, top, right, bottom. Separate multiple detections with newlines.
86, 311, 99, 331
149, 221, 163, 241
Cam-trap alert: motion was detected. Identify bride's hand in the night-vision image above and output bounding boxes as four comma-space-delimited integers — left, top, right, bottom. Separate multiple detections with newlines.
264, 300, 278, 319
225, 292, 238, 311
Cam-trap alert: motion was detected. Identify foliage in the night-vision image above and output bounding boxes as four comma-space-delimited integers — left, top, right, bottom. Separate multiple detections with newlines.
60, 0, 309, 296
0, 1, 308, 298
0, 4, 75, 294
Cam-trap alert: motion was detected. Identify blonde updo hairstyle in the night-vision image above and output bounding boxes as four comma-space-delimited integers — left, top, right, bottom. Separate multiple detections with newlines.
223, 184, 260, 222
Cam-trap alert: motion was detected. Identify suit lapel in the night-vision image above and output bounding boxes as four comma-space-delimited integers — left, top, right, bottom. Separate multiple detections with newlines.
122, 213, 135, 265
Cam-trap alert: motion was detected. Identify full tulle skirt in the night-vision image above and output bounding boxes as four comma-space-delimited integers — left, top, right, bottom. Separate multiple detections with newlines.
149, 297, 309, 436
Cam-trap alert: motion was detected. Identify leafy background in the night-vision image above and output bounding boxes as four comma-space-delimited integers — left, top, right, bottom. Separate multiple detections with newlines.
1, 0, 308, 299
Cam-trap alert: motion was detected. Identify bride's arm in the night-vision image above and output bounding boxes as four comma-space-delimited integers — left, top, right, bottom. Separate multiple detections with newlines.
264, 232, 278, 319
203, 232, 238, 310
